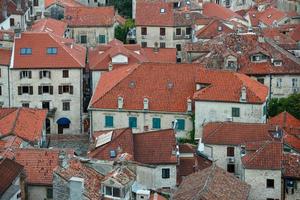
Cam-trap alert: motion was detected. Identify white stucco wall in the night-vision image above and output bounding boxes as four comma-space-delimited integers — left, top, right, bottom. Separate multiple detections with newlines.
0, 65, 10, 107
91, 71, 103, 92
136, 165, 177, 189
195, 101, 267, 138
112, 54, 128, 64
244, 169, 281, 200
9, 68, 83, 134
28, 186, 52, 200
90, 109, 192, 138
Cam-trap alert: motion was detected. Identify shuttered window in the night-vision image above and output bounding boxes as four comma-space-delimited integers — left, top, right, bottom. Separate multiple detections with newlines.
152, 118, 161, 129
176, 119, 185, 130
105, 116, 114, 127
38, 86, 53, 95
18, 86, 33, 95
98, 35, 106, 43
129, 117, 137, 128
58, 85, 73, 94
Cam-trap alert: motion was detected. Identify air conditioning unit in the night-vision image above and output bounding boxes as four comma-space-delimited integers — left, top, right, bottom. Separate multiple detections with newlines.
226, 117, 233, 122
184, 35, 191, 39
227, 157, 235, 163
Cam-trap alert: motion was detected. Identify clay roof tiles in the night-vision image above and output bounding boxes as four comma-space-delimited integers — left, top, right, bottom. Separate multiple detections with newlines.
0, 48, 11, 66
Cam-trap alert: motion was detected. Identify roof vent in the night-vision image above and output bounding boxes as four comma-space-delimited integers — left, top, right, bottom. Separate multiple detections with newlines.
129, 80, 136, 88
160, 8, 166, 13
118, 96, 123, 109
167, 81, 174, 89
267, 14, 272, 18
217, 26, 222, 31
240, 86, 247, 102
143, 98, 149, 110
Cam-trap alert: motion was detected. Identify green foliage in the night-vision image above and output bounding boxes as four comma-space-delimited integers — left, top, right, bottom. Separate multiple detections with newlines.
177, 114, 196, 144
268, 93, 300, 119
107, 0, 132, 18
114, 19, 135, 43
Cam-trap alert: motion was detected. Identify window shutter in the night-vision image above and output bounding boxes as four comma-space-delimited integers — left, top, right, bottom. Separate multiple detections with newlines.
19, 72, 22, 79
49, 71, 51, 79
39, 71, 42, 79
38, 86, 42, 95
29, 71, 32, 79
18, 86, 22, 95
70, 85, 73, 94
50, 86, 53, 94
58, 86, 62, 94
29, 86, 33, 95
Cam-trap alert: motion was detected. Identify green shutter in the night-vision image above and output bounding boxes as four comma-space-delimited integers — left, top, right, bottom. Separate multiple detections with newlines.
99, 35, 106, 43
129, 117, 137, 128
105, 116, 114, 127
232, 107, 240, 117
152, 118, 161, 129
177, 119, 185, 130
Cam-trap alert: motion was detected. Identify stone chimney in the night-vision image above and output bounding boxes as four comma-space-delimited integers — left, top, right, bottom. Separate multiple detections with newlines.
118, 96, 124, 109
143, 98, 149, 110
108, 63, 113, 71
2, 0, 8, 20
69, 177, 84, 200
240, 86, 247, 102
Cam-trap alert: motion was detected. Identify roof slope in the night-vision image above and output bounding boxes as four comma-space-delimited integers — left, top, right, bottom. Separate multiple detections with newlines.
45, 0, 84, 8
193, 68, 268, 103
64, 6, 115, 27
173, 165, 250, 200
90, 62, 198, 112
14, 32, 86, 68
0, 108, 47, 143
0, 158, 23, 196
203, 122, 273, 145
0, 48, 11, 66
259, 7, 287, 26
203, 3, 244, 21
269, 111, 300, 129
283, 153, 300, 178
30, 18, 67, 37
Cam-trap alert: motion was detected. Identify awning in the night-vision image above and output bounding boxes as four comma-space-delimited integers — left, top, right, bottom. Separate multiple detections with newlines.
56, 117, 71, 125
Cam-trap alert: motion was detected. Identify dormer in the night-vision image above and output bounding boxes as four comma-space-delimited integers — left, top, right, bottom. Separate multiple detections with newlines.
111, 54, 128, 64
240, 86, 247, 102
271, 58, 283, 67
118, 96, 124, 109
250, 52, 269, 63
143, 98, 149, 110
225, 55, 237, 71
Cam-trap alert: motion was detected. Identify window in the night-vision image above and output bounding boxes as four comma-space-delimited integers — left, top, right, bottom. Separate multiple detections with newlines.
99, 35, 106, 43
105, 186, 112, 196
34, 0, 39, 6
105, 186, 120, 197
46, 188, 53, 198
110, 150, 116, 158
58, 85, 73, 94
160, 28, 166, 36
10, 18, 15, 26
257, 78, 265, 84
80, 35, 87, 44
20, 71, 32, 79
18, 86, 33, 95
38, 85, 53, 94
176, 28, 181, 36
152, 118, 161, 129
176, 57, 182, 63
292, 78, 298, 87
47, 47, 57, 54
105, 116, 114, 127
266, 179, 274, 188
141, 27, 147, 35
20, 48, 32, 55
113, 188, 120, 197
160, 8, 165, 13
129, 116, 137, 128
227, 61, 235, 69
39, 70, 51, 79
176, 119, 185, 130
42, 101, 50, 110
141, 42, 147, 48
0, 86, 2, 96
227, 147, 234, 157
227, 164, 235, 173
225, 0, 231, 7
276, 78, 282, 88
162, 168, 170, 179
232, 107, 240, 117
186, 27, 192, 35
62, 101, 70, 111
62, 70, 69, 78
22, 103, 29, 107
176, 44, 181, 51
160, 42, 166, 48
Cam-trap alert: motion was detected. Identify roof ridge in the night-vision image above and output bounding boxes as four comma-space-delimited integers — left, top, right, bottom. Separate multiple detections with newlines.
195, 165, 216, 199
244, 140, 271, 165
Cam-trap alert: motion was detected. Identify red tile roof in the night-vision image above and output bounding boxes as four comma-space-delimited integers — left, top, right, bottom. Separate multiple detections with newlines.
90, 63, 198, 112
284, 133, 300, 152
203, 122, 274, 145
203, 3, 244, 21
142, 48, 177, 63
289, 25, 300, 42
173, 165, 250, 200
44, 0, 84, 8
269, 111, 300, 129
283, 153, 300, 178
135, 1, 174, 26
14, 32, 86, 69
54, 158, 104, 199
242, 141, 282, 170
0, 158, 24, 196
196, 19, 234, 39
15, 148, 74, 185
64, 6, 115, 27
258, 7, 287, 26
30, 18, 67, 37
0, 108, 47, 143
88, 128, 134, 160
0, 48, 11, 66
103, 166, 135, 186
193, 68, 268, 103
133, 129, 177, 164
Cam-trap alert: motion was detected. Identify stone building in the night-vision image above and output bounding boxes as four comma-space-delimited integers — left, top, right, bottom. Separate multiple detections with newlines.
0, 48, 11, 107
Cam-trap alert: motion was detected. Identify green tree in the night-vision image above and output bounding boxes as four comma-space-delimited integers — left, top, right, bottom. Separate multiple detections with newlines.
114, 19, 135, 43
268, 93, 300, 119
107, 0, 132, 18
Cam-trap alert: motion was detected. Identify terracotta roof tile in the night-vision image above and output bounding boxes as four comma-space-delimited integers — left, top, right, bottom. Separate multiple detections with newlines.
242, 141, 282, 170
30, 18, 67, 37
203, 3, 244, 21
284, 134, 300, 152
15, 148, 74, 185
258, 6, 287, 26
283, 153, 300, 178
0, 158, 23, 196
173, 165, 250, 200
196, 19, 234, 39
14, 32, 86, 68
142, 47, 176, 63
45, 0, 84, 8
64, 6, 115, 27
0, 48, 11, 66
103, 166, 135, 186
269, 111, 300, 129
0, 108, 47, 143
203, 122, 274, 145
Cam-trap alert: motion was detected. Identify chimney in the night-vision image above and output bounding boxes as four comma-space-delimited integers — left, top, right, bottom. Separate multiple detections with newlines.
153, 42, 159, 52
69, 177, 84, 200
2, 0, 8, 20
187, 98, 192, 112
58, 150, 66, 167
240, 86, 247, 102
108, 63, 113, 71
118, 96, 124, 109
16, 0, 22, 11
143, 98, 149, 110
